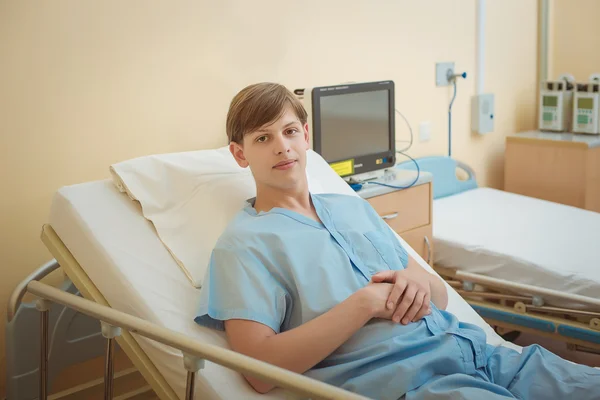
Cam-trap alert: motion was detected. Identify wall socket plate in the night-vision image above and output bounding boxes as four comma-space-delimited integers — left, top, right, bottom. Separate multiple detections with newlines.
419, 121, 431, 142
436, 62, 455, 86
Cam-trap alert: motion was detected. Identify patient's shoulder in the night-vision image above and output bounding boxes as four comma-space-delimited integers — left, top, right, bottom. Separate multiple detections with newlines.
214, 206, 285, 250
215, 210, 259, 245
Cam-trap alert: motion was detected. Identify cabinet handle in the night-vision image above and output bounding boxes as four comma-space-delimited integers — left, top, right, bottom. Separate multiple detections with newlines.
380, 212, 398, 220
424, 235, 432, 264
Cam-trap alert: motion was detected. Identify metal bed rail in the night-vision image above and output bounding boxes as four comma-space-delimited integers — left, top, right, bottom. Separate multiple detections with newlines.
7, 259, 60, 322
436, 265, 600, 309
451, 269, 600, 309
25, 280, 369, 400
435, 266, 600, 352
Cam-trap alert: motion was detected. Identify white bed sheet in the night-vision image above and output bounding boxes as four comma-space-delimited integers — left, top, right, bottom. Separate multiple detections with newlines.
433, 188, 600, 301
48, 179, 518, 400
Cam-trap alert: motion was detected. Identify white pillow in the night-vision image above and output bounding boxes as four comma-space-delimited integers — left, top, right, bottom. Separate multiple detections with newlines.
110, 147, 339, 288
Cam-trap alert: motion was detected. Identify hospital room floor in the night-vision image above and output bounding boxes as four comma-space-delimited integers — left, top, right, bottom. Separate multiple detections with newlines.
127, 391, 159, 399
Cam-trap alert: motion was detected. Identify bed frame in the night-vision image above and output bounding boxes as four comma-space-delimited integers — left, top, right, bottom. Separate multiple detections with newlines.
40, 224, 180, 399
6, 261, 113, 399
396, 156, 600, 353
7, 224, 368, 400
6, 229, 180, 400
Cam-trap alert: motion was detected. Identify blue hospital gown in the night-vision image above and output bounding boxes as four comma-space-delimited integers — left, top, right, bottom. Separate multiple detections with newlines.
195, 193, 600, 399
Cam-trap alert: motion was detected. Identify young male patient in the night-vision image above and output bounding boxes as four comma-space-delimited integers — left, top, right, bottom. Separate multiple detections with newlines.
195, 83, 599, 399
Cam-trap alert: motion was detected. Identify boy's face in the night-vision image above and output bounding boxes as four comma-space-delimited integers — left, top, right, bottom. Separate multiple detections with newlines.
229, 105, 310, 192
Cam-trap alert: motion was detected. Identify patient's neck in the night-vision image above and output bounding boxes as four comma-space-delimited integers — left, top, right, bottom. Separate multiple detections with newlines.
254, 180, 320, 222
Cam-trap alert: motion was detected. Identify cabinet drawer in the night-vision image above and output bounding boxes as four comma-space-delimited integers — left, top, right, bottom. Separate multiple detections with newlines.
400, 224, 433, 265
367, 183, 431, 233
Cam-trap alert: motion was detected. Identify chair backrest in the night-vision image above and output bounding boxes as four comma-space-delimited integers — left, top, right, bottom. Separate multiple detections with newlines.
395, 156, 478, 199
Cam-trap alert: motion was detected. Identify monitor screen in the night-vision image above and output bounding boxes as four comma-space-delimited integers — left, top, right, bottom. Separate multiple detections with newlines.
311, 80, 395, 177
578, 97, 594, 110
543, 95, 558, 107
319, 90, 390, 162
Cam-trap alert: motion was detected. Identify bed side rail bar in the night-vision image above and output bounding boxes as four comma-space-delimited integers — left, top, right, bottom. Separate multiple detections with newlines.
7, 260, 60, 322
437, 266, 600, 309
26, 280, 369, 400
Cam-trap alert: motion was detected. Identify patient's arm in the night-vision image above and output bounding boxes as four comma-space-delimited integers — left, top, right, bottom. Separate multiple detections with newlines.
224, 283, 395, 394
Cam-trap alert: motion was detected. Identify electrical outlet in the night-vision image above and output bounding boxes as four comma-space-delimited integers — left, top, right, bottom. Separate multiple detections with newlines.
419, 121, 431, 142
436, 62, 455, 86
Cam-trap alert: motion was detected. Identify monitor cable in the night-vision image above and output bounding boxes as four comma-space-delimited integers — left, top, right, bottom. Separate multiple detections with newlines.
365, 108, 420, 190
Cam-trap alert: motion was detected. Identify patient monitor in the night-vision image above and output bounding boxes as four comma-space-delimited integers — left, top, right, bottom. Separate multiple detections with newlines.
295, 80, 396, 182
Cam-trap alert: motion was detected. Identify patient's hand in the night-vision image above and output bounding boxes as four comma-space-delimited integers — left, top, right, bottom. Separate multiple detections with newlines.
359, 282, 397, 320
370, 268, 432, 325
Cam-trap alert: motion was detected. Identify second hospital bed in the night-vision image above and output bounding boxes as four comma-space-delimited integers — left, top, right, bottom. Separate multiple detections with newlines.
396, 156, 600, 353
9, 148, 573, 399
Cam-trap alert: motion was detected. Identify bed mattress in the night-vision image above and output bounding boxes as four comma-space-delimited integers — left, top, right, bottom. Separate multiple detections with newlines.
48, 179, 516, 399
48, 179, 288, 400
433, 187, 600, 302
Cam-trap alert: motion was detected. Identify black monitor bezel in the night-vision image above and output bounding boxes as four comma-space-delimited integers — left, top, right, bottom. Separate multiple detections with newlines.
311, 80, 396, 177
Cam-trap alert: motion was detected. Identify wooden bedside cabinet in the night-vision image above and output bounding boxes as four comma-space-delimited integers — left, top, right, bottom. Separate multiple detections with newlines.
359, 171, 434, 265
505, 130, 600, 212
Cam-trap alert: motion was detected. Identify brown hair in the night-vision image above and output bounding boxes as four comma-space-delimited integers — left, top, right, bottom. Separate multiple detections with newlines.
226, 82, 308, 144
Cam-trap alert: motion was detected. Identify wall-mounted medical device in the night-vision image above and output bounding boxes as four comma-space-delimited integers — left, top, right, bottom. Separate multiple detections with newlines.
539, 75, 574, 132
572, 81, 600, 135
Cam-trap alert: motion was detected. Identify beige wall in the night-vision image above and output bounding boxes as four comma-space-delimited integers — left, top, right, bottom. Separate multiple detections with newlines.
0, 0, 538, 394
550, 0, 600, 81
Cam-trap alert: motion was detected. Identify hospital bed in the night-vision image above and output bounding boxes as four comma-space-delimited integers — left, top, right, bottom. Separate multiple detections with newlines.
396, 156, 600, 353
7, 148, 564, 400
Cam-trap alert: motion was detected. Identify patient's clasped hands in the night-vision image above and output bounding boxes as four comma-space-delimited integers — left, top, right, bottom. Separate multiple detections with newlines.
364, 269, 432, 325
